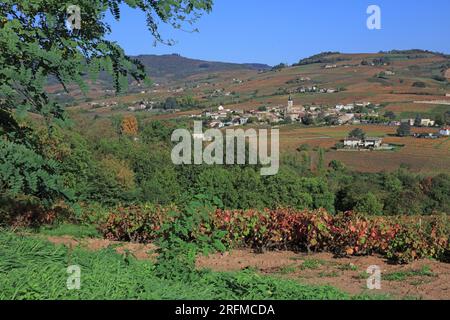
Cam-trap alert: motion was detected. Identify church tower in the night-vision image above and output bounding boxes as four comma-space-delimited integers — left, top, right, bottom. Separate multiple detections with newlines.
287, 95, 294, 113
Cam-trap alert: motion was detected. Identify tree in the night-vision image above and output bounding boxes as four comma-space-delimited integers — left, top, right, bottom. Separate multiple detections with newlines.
164, 97, 179, 110
258, 106, 268, 112
316, 147, 326, 175
397, 122, 411, 137
434, 114, 445, 127
414, 114, 423, 127
445, 111, 450, 125
0, 139, 70, 206
412, 81, 426, 88
1, 0, 212, 133
384, 111, 396, 120
348, 128, 366, 140
271, 63, 287, 71
355, 192, 383, 215
329, 160, 346, 172
302, 114, 316, 126
0, 0, 212, 207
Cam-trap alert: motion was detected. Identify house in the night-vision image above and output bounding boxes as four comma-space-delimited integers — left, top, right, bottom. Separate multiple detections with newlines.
415, 133, 439, 139
343, 137, 383, 149
344, 138, 362, 148
363, 138, 383, 149
440, 127, 450, 136
335, 104, 354, 111
284, 96, 305, 121
209, 121, 225, 129
401, 118, 415, 126
420, 119, 435, 127
337, 113, 355, 125
239, 117, 249, 125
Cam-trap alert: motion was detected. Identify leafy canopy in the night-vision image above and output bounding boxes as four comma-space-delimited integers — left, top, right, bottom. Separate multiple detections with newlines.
0, 0, 212, 205
0, 0, 213, 125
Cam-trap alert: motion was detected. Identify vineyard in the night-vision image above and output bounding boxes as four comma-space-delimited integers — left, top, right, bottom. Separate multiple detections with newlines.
1, 201, 449, 300
280, 125, 450, 174
100, 205, 449, 264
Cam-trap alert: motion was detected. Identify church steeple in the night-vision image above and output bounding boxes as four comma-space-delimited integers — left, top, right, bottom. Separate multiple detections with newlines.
287, 95, 294, 112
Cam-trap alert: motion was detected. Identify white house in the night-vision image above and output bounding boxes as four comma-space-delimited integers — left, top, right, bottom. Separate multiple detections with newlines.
344, 137, 383, 149
401, 118, 415, 126
440, 127, 450, 136
344, 138, 362, 148
420, 119, 435, 127
335, 104, 355, 112
363, 138, 383, 149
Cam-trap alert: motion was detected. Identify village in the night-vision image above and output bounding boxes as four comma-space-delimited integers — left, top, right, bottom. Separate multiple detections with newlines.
114, 92, 450, 150
184, 96, 449, 139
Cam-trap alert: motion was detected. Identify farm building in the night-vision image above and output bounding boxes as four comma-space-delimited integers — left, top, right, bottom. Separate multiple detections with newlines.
420, 119, 435, 127
343, 138, 362, 148
363, 138, 383, 148
343, 137, 383, 149
440, 127, 450, 136
415, 133, 440, 139
337, 113, 355, 125
401, 119, 415, 126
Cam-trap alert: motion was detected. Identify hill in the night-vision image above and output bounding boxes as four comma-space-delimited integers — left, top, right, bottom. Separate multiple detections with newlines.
65, 50, 450, 113
134, 53, 271, 83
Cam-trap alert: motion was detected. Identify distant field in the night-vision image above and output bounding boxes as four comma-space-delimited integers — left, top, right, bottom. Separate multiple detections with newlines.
384, 103, 450, 119
280, 125, 450, 174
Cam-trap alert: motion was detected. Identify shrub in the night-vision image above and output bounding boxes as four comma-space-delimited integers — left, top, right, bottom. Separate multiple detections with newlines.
100, 205, 449, 264
386, 215, 449, 263
101, 204, 172, 243
0, 139, 71, 207
412, 81, 426, 88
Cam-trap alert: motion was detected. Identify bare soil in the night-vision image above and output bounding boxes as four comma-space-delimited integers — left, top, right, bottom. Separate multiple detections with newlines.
45, 236, 450, 300
46, 235, 158, 260
197, 250, 450, 300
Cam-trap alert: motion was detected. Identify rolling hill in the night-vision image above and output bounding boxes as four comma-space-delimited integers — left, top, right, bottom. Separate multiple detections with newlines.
133, 54, 271, 83
63, 50, 450, 112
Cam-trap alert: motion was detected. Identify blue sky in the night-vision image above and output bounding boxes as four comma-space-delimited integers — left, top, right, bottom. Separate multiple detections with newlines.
106, 0, 450, 66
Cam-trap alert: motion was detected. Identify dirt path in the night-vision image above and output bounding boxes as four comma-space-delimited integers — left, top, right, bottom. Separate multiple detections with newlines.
45, 236, 450, 300
197, 250, 450, 300
45, 235, 158, 260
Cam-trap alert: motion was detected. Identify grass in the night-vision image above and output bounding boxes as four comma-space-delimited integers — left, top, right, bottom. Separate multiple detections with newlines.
399, 104, 450, 119
318, 271, 340, 278
356, 272, 370, 280
338, 263, 358, 271
38, 224, 101, 239
383, 266, 436, 282
0, 230, 365, 300
278, 264, 298, 274
301, 259, 326, 270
